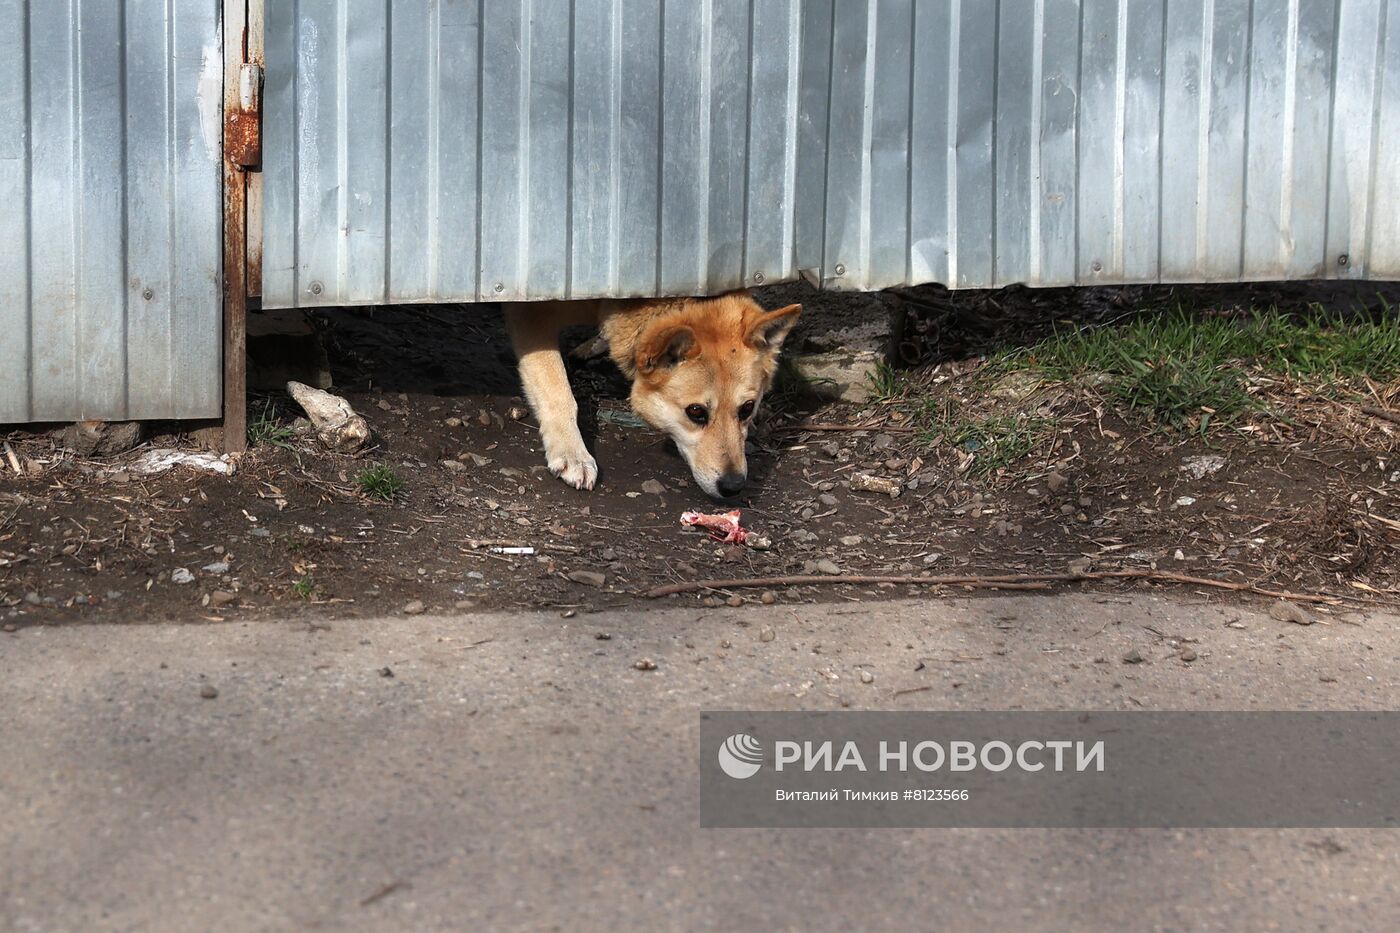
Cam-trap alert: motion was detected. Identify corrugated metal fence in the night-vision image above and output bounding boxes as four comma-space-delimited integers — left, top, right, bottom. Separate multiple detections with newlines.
3, 1, 1397, 425
262, 0, 807, 306
0, 0, 225, 424
263, 0, 1400, 309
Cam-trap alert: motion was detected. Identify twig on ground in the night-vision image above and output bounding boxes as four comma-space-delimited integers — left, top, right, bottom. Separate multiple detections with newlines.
1361, 406, 1400, 427
359, 881, 409, 908
643, 569, 1364, 605
774, 423, 918, 434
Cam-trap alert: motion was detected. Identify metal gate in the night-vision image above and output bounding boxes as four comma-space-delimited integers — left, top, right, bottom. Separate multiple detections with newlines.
262, 0, 1400, 310
0, 0, 226, 425
2, 0, 1398, 430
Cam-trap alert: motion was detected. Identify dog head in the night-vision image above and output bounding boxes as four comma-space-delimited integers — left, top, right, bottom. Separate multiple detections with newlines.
630, 292, 801, 499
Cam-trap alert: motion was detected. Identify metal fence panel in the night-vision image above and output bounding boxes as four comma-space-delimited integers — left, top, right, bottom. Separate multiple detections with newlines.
812, 0, 1398, 290
268, 0, 1400, 308
263, 0, 808, 307
0, 0, 223, 424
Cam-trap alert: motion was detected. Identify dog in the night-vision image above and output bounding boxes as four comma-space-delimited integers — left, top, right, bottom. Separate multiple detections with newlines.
504, 291, 801, 499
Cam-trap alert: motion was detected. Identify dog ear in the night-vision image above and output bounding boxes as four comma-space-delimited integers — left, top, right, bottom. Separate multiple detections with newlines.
638, 324, 697, 374
746, 304, 802, 353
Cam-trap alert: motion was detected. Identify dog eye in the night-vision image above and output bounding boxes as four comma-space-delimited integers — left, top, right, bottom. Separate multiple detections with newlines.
737, 401, 755, 421
685, 404, 709, 426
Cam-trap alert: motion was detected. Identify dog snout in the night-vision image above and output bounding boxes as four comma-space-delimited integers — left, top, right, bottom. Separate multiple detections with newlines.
715, 472, 747, 498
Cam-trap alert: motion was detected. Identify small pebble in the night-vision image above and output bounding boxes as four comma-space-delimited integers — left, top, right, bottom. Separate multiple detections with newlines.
1269, 599, 1313, 626
759, 626, 776, 642
199, 684, 218, 699
1122, 650, 1144, 664
726, 596, 744, 608
859, 670, 875, 684
402, 599, 426, 615
567, 570, 607, 588
1180, 648, 1198, 662
634, 658, 657, 671
760, 591, 777, 605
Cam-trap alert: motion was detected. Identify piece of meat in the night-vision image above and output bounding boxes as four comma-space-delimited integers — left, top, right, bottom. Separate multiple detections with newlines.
679, 509, 750, 545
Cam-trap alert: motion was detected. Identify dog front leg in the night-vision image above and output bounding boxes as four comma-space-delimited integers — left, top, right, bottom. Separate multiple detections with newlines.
504, 305, 599, 491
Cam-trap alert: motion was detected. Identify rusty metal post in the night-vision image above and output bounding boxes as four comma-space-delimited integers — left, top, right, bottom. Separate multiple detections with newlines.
215, 0, 263, 453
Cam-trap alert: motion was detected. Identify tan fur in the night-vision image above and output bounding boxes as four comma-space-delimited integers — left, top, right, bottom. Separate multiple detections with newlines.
504, 291, 800, 498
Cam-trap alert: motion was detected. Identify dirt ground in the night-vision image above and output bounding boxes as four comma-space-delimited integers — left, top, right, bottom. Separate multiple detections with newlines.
2, 283, 1398, 625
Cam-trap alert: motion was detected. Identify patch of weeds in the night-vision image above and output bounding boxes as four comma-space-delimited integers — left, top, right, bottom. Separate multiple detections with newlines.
356, 463, 405, 501
291, 576, 316, 600
993, 305, 1400, 430
866, 362, 911, 403
247, 401, 297, 450
922, 407, 1054, 477
1245, 303, 1400, 378
1101, 352, 1249, 429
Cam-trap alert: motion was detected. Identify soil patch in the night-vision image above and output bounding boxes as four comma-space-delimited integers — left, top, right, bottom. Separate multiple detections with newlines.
3, 286, 1398, 625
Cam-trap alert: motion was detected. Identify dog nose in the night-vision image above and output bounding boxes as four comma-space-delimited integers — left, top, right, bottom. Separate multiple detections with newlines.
716, 472, 747, 498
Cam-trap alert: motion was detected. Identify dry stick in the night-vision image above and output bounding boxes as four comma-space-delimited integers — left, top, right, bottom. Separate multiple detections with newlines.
643, 569, 1350, 604
774, 423, 918, 434
1361, 406, 1400, 427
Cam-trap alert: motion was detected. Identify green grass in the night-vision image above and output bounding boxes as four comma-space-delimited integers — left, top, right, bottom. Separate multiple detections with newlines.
247, 401, 297, 449
922, 410, 1055, 476
994, 305, 1400, 428
355, 463, 405, 501
291, 576, 316, 600
865, 362, 911, 403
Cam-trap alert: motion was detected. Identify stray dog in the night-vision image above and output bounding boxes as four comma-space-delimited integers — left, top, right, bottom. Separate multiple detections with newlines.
504, 291, 801, 499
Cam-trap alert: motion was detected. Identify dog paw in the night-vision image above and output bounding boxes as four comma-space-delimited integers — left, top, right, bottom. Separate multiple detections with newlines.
546, 446, 598, 491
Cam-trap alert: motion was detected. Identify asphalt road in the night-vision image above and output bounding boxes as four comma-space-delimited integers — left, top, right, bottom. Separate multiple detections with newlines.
3, 592, 1399, 931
